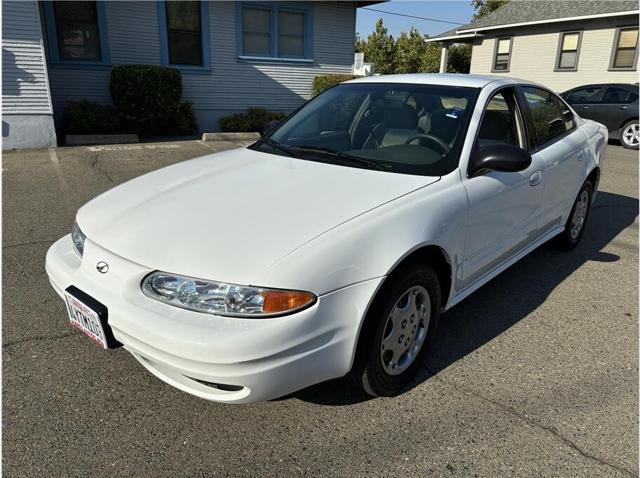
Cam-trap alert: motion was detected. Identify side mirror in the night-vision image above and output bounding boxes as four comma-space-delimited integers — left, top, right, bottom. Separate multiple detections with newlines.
469, 143, 532, 177
263, 119, 281, 135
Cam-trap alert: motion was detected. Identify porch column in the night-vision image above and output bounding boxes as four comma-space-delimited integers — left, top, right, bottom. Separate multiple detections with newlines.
439, 45, 449, 73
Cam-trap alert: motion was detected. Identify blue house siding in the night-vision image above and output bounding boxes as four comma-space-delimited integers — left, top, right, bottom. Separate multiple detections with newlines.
45, 1, 356, 133
2, 0, 57, 149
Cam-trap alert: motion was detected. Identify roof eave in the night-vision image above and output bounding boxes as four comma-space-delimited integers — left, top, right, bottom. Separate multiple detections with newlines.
456, 9, 640, 34
425, 33, 482, 43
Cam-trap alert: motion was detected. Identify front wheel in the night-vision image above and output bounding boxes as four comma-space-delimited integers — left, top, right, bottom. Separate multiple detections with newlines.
556, 181, 593, 250
620, 120, 639, 150
352, 264, 441, 397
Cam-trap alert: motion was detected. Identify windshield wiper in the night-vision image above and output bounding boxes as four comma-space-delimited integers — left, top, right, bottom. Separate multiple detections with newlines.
254, 137, 298, 157
292, 145, 383, 171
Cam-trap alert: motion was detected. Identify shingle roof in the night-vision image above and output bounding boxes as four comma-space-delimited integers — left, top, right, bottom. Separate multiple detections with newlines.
430, 0, 639, 39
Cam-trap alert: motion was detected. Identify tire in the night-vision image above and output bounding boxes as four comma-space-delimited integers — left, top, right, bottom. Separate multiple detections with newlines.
352, 263, 441, 397
556, 180, 593, 250
620, 120, 639, 150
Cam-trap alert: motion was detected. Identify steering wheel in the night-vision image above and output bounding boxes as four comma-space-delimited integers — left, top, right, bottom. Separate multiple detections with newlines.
403, 133, 450, 154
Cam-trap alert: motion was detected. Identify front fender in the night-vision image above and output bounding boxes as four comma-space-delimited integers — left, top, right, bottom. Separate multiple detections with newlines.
253, 172, 468, 302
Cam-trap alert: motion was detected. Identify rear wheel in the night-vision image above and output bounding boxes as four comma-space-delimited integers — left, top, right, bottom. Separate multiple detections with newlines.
352, 264, 441, 397
556, 181, 593, 250
620, 120, 639, 150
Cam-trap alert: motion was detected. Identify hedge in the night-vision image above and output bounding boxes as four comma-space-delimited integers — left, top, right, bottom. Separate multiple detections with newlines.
311, 74, 357, 96
62, 101, 122, 135
219, 108, 285, 133
109, 65, 197, 135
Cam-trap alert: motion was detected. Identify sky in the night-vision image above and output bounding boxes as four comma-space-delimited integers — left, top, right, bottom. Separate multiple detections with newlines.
356, 1, 476, 39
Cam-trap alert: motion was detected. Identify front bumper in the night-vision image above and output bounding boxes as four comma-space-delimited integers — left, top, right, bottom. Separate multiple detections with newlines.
45, 236, 382, 404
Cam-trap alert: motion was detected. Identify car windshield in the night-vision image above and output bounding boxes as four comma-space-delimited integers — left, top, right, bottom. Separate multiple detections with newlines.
251, 82, 479, 176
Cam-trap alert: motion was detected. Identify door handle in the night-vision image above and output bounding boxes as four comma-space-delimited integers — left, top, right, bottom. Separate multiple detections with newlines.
580, 105, 590, 110
529, 171, 543, 186
620, 105, 629, 110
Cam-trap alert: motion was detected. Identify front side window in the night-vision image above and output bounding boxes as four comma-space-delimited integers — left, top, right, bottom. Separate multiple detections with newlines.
165, 1, 202, 65
253, 83, 478, 176
610, 27, 638, 70
493, 38, 512, 72
522, 86, 575, 148
556, 32, 581, 70
477, 90, 522, 148
565, 86, 604, 104
601, 87, 639, 104
240, 4, 309, 59
52, 1, 101, 61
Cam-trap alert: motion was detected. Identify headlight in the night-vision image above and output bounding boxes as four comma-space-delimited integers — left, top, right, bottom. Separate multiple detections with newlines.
141, 272, 317, 318
71, 221, 86, 257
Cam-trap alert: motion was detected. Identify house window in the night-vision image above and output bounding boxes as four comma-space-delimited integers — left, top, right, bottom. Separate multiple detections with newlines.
556, 32, 581, 71
165, 1, 202, 65
278, 10, 305, 57
52, 1, 101, 61
610, 27, 638, 70
242, 6, 273, 56
492, 37, 512, 72
239, 3, 311, 60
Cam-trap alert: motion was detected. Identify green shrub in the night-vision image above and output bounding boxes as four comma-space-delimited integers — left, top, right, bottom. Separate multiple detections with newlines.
109, 64, 197, 135
219, 107, 285, 133
62, 101, 122, 135
311, 74, 357, 97
169, 101, 198, 136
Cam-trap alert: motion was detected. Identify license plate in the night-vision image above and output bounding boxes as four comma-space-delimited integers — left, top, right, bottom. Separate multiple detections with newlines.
64, 288, 111, 349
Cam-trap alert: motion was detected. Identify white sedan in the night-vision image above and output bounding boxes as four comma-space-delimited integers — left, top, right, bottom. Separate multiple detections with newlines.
46, 74, 607, 404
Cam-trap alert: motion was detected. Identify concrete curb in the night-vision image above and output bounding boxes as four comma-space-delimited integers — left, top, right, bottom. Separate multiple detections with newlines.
65, 134, 139, 146
201, 132, 260, 142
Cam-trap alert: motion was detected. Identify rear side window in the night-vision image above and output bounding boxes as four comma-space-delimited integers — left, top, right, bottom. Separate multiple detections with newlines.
601, 87, 639, 104
522, 86, 575, 148
565, 86, 604, 104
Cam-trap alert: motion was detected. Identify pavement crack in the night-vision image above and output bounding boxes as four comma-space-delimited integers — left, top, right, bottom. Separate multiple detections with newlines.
3, 332, 76, 349
428, 372, 636, 477
89, 151, 114, 183
3, 238, 57, 250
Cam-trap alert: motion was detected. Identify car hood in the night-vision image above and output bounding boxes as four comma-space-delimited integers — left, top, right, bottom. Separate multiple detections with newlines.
78, 148, 438, 285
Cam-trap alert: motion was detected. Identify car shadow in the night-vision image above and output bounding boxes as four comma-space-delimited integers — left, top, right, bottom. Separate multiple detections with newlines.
291, 190, 638, 406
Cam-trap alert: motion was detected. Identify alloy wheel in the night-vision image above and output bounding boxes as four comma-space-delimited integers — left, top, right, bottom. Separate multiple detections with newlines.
622, 122, 639, 148
570, 189, 589, 240
380, 285, 430, 375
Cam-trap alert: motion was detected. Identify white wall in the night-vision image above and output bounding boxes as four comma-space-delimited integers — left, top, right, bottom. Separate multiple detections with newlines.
470, 16, 639, 92
2, 0, 56, 148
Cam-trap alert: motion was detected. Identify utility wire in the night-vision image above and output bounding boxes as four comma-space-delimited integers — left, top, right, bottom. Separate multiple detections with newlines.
361, 6, 465, 25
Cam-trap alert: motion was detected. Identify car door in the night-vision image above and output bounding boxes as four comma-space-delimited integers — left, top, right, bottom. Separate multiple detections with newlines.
563, 85, 605, 123
596, 86, 639, 132
460, 87, 546, 289
521, 85, 588, 233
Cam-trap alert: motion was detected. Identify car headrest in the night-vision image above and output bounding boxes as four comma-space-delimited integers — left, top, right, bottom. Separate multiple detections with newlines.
384, 101, 418, 130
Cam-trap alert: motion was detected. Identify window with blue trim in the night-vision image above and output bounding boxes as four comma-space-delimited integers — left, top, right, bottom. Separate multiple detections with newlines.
239, 3, 311, 60
165, 1, 202, 65
158, 0, 210, 70
42, 0, 110, 65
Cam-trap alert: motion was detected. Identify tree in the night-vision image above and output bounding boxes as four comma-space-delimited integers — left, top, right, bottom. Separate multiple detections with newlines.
448, 44, 472, 73
395, 27, 426, 74
471, 0, 510, 20
420, 43, 442, 73
354, 19, 397, 74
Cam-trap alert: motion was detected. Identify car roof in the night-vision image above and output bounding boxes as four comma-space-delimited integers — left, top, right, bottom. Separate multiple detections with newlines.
563, 83, 638, 92
344, 73, 527, 89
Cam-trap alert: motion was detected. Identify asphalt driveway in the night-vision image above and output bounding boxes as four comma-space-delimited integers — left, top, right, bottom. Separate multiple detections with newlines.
3, 140, 638, 477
